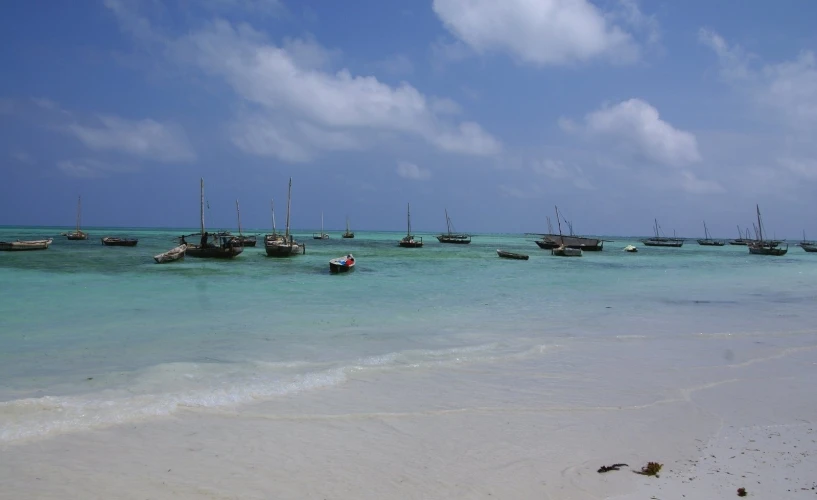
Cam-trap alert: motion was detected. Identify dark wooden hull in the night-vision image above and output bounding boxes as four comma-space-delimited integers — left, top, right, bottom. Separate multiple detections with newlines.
185, 245, 243, 259
437, 235, 471, 244
101, 238, 138, 247
801, 244, 817, 253
399, 241, 423, 248
535, 235, 603, 251
329, 257, 355, 273
66, 232, 88, 240
749, 243, 788, 256
642, 239, 684, 247
697, 239, 725, 246
0, 239, 53, 251
342, 233, 355, 239
497, 249, 528, 260
729, 240, 749, 246
234, 236, 257, 247
264, 242, 304, 257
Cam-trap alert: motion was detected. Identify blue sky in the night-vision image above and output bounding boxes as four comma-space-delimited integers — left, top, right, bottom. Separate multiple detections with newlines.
2, 0, 817, 238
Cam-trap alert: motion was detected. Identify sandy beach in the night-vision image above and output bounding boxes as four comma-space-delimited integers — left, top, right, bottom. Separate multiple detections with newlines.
2, 332, 815, 499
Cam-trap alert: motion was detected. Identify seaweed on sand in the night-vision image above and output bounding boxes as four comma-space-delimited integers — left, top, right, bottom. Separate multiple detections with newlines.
634, 462, 663, 477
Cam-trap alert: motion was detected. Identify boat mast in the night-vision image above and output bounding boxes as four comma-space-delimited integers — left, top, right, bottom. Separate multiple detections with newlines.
76, 195, 82, 233
756, 204, 763, 242
321, 211, 324, 236
199, 178, 205, 235
285, 178, 292, 240
346, 216, 350, 233
555, 206, 565, 245
271, 199, 277, 233
445, 209, 452, 235
407, 203, 412, 237
703, 220, 709, 240
236, 199, 243, 236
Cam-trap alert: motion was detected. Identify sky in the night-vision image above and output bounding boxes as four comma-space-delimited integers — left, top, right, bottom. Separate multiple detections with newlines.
1, 0, 817, 238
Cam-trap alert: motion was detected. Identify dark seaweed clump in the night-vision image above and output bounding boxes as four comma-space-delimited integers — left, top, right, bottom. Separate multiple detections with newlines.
634, 462, 663, 477
737, 487, 747, 497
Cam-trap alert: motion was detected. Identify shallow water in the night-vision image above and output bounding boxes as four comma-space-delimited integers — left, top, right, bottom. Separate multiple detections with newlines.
2, 226, 816, 442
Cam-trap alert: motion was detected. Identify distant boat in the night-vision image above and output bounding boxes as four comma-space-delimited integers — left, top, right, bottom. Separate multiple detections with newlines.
342, 217, 355, 239
798, 230, 817, 253
0, 238, 53, 251
154, 244, 186, 264
398, 203, 423, 248
531, 211, 603, 251
233, 199, 257, 247
641, 219, 684, 247
329, 253, 356, 273
101, 237, 138, 247
436, 209, 471, 244
313, 212, 329, 240
697, 221, 725, 246
496, 249, 529, 260
184, 179, 243, 259
748, 205, 788, 256
551, 206, 582, 257
64, 195, 88, 240
624, 245, 638, 253
729, 225, 751, 246
265, 178, 305, 257
264, 199, 285, 246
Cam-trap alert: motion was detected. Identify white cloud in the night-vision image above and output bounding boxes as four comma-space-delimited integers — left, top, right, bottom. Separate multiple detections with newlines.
431, 0, 649, 66
396, 161, 431, 180
374, 54, 415, 76
32, 97, 59, 110
162, 19, 500, 160
779, 157, 817, 180
200, 0, 284, 17
67, 115, 195, 162
563, 98, 701, 166
677, 170, 725, 194
56, 159, 136, 178
532, 158, 594, 190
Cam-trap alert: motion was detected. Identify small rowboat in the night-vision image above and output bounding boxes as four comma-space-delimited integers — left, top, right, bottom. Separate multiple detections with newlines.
101, 237, 139, 247
154, 244, 186, 264
552, 244, 582, 257
0, 238, 53, 251
496, 249, 528, 260
329, 254, 355, 273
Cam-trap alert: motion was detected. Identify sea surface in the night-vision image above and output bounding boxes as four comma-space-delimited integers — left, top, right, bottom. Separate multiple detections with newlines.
2, 226, 817, 443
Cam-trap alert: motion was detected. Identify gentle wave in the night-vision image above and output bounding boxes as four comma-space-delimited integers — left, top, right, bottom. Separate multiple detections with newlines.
0, 343, 550, 443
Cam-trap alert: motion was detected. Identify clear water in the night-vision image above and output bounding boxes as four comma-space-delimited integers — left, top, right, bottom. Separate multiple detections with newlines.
2, 226, 816, 441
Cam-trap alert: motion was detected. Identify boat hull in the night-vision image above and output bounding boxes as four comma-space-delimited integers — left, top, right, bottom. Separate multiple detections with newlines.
234, 236, 257, 247
496, 249, 528, 260
697, 239, 725, 246
342, 233, 355, 239
535, 235, 603, 251
748, 243, 788, 256
729, 240, 749, 246
642, 239, 684, 247
552, 246, 583, 257
399, 241, 423, 248
329, 255, 355, 273
154, 244, 186, 263
65, 232, 88, 240
437, 235, 471, 244
801, 244, 817, 253
265, 242, 304, 257
185, 245, 243, 259
101, 238, 138, 247
0, 238, 53, 251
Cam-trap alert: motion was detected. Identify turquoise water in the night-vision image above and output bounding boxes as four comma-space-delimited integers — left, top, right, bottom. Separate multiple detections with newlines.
2, 226, 817, 441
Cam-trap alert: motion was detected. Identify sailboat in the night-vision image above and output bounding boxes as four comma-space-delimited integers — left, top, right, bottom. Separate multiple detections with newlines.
436, 209, 471, 244
313, 212, 329, 239
233, 200, 257, 247
748, 205, 788, 256
729, 225, 751, 246
342, 217, 355, 239
697, 221, 725, 246
398, 203, 423, 248
551, 206, 582, 257
798, 230, 817, 253
64, 196, 88, 240
265, 178, 305, 257
531, 210, 603, 251
641, 219, 684, 247
264, 199, 285, 246
183, 178, 243, 259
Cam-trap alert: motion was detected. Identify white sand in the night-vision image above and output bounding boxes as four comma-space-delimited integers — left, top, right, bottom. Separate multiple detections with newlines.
2, 335, 816, 499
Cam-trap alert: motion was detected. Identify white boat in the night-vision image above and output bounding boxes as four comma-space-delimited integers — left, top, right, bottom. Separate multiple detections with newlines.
0, 238, 53, 251
154, 244, 187, 263
624, 245, 638, 253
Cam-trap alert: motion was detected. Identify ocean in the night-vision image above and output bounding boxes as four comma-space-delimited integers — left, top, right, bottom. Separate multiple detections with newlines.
2, 226, 817, 445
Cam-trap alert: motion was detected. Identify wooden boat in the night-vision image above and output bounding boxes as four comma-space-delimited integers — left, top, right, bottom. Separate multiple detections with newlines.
697, 221, 725, 246
436, 209, 471, 244
729, 225, 751, 246
183, 179, 243, 259
398, 203, 423, 248
0, 238, 53, 251
101, 237, 138, 247
265, 178, 305, 257
342, 217, 354, 239
232, 200, 257, 247
531, 212, 602, 251
154, 244, 186, 263
551, 206, 582, 257
748, 205, 788, 256
64, 195, 88, 240
624, 245, 638, 253
496, 249, 529, 260
313, 212, 329, 240
797, 231, 817, 252
329, 254, 356, 273
264, 199, 285, 246
641, 219, 684, 247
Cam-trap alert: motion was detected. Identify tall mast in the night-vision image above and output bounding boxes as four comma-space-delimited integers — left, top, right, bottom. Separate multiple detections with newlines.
407, 203, 412, 236
654, 219, 659, 238
703, 220, 709, 240
76, 195, 82, 233
321, 211, 324, 235
199, 178, 205, 235
285, 178, 292, 239
445, 209, 452, 235
346, 216, 350, 233
236, 199, 243, 236
736, 224, 741, 240
271, 199, 277, 233
555, 206, 565, 245
756, 204, 763, 242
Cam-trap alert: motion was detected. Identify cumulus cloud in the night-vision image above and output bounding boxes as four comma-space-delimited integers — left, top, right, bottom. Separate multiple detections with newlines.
562, 98, 701, 166
67, 115, 195, 162
431, 0, 655, 66
56, 158, 136, 178
396, 161, 431, 180
532, 159, 594, 190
